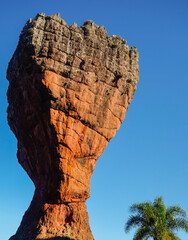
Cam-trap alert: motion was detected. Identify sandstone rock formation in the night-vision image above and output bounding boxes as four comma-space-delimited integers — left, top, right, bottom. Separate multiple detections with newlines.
7, 13, 139, 240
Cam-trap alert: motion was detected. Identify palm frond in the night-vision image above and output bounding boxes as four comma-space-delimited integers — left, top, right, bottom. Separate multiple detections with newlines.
167, 206, 187, 218
130, 202, 152, 214
153, 196, 166, 218
166, 231, 181, 240
153, 196, 164, 208
125, 215, 143, 232
168, 217, 188, 232
133, 226, 151, 240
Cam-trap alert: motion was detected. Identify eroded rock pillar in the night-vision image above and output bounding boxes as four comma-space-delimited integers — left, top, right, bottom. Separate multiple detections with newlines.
7, 13, 139, 240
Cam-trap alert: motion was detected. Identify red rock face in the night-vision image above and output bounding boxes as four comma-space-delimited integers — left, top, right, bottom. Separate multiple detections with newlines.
7, 13, 139, 240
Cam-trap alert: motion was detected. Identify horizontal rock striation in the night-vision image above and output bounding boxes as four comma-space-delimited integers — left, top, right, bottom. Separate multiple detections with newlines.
7, 13, 139, 240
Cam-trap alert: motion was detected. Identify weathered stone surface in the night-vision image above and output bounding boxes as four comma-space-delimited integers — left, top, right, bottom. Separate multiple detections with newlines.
7, 13, 139, 240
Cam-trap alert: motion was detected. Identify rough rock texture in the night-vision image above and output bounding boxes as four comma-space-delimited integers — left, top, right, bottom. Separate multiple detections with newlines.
7, 13, 139, 240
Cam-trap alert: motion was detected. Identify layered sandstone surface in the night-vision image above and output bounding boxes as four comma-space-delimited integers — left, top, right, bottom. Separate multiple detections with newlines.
7, 13, 139, 240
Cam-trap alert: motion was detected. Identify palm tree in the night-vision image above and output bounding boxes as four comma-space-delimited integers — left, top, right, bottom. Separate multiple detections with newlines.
125, 197, 188, 240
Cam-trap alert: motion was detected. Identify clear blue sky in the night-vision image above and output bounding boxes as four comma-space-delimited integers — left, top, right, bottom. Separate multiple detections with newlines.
0, 0, 188, 239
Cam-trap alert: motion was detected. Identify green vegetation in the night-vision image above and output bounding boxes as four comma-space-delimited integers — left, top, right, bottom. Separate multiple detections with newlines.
125, 197, 188, 240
